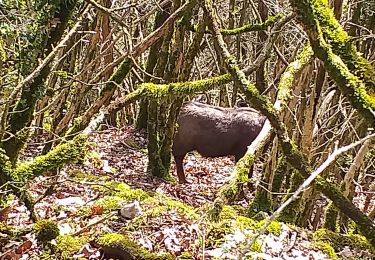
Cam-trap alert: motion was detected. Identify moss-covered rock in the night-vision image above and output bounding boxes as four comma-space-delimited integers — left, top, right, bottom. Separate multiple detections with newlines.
56, 235, 88, 259
313, 228, 375, 255
204, 205, 282, 250
97, 233, 173, 260
33, 219, 59, 244
313, 241, 338, 259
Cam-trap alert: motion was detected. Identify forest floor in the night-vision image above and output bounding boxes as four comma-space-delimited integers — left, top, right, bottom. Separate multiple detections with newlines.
1, 127, 373, 259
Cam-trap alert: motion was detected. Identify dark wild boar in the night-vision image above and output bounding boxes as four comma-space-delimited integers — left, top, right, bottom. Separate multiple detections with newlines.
172, 102, 266, 183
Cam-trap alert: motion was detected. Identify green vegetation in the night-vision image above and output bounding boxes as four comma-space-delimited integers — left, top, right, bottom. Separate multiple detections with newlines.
56, 235, 88, 259
97, 233, 173, 260
313, 228, 375, 255
33, 220, 59, 244
313, 241, 338, 259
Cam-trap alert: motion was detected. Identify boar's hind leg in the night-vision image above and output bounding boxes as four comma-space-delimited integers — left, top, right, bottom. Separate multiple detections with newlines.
174, 155, 187, 183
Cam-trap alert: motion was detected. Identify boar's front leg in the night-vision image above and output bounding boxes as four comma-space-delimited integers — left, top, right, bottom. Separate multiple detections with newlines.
174, 154, 187, 183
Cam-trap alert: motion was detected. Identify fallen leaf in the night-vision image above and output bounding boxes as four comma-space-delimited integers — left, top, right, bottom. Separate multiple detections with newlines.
15, 240, 32, 254
91, 205, 104, 215
0, 207, 11, 221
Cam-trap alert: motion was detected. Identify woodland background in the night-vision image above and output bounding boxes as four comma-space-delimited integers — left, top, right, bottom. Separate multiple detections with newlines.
0, 0, 375, 259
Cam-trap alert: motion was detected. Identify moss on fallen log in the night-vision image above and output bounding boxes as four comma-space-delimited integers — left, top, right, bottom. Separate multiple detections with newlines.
97, 233, 173, 260
0, 134, 87, 215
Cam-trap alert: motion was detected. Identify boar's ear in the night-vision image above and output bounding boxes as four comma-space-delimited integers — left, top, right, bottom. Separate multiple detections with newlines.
236, 100, 248, 108
194, 94, 208, 104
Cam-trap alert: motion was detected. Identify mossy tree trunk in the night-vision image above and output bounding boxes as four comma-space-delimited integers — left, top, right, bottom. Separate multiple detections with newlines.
136, 2, 172, 130
249, 45, 313, 219
147, 0, 202, 181
296, 63, 323, 227
145, 0, 178, 180
42, 34, 79, 154
158, 0, 188, 171
231, 0, 249, 106
101, 0, 116, 128
159, 12, 206, 170
271, 156, 287, 206
1, 0, 78, 163
255, 0, 268, 93
147, 99, 168, 179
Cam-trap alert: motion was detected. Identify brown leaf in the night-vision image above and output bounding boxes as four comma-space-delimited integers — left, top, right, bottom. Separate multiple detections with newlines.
0, 207, 11, 221
91, 205, 104, 215
15, 240, 32, 254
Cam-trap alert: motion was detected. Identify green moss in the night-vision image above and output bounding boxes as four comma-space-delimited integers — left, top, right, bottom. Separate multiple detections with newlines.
85, 151, 103, 169
205, 205, 282, 250
42, 121, 52, 131
278, 45, 313, 103
12, 134, 87, 183
235, 216, 257, 230
135, 73, 232, 102
248, 190, 272, 218
250, 239, 262, 253
76, 206, 92, 216
207, 200, 225, 222
33, 220, 59, 244
313, 241, 337, 259
219, 154, 254, 202
206, 219, 233, 247
313, 228, 374, 254
323, 202, 338, 231
290, 0, 375, 122
219, 206, 240, 220
93, 181, 150, 201
105, 182, 149, 201
258, 220, 282, 236
277, 169, 305, 224
101, 58, 133, 94
165, 198, 197, 217
97, 233, 173, 260
139, 195, 198, 220
179, 252, 193, 259
272, 156, 287, 196
64, 116, 83, 138
39, 250, 56, 260
56, 235, 88, 259
0, 38, 6, 62
0, 222, 15, 236
94, 196, 124, 211
305, 0, 374, 92
125, 194, 199, 233
70, 170, 110, 183
221, 13, 284, 35
117, 187, 150, 201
